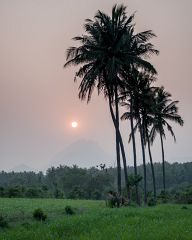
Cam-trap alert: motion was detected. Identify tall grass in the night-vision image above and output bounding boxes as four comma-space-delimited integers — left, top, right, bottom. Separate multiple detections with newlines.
0, 198, 191, 239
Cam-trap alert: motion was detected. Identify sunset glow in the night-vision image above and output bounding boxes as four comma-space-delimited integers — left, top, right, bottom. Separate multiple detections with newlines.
0, 0, 191, 174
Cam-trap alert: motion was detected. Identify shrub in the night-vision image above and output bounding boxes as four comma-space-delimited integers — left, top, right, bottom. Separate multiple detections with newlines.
65, 205, 75, 215
106, 198, 114, 208
106, 191, 121, 208
33, 208, 47, 221
148, 198, 156, 207
173, 186, 192, 204
158, 190, 169, 203
181, 206, 188, 210
0, 215, 8, 228
54, 189, 64, 199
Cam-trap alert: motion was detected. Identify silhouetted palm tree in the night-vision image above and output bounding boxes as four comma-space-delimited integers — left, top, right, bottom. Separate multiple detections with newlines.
64, 4, 158, 197
121, 99, 139, 204
141, 88, 157, 202
150, 86, 184, 192
121, 69, 157, 204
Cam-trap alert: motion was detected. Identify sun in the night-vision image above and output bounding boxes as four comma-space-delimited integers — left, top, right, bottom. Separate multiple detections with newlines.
71, 121, 78, 128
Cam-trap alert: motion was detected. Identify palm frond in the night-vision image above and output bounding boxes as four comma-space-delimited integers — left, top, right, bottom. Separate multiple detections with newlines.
134, 30, 157, 42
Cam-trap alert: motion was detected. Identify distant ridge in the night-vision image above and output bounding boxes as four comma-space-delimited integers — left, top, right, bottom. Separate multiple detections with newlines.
50, 139, 114, 168
10, 164, 37, 173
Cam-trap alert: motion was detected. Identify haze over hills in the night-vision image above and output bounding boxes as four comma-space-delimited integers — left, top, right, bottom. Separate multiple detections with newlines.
50, 139, 115, 169
6, 139, 192, 173
10, 164, 37, 173
3, 139, 114, 173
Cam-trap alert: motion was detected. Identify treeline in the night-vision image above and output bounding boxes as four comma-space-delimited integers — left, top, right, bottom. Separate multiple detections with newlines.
0, 162, 191, 203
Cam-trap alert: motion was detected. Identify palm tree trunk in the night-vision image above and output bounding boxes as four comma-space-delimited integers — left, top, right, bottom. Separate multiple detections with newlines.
108, 92, 130, 199
138, 114, 147, 204
130, 98, 139, 205
146, 127, 156, 201
160, 133, 166, 192
115, 131, 121, 195
103, 73, 121, 195
118, 123, 130, 200
114, 91, 121, 195
107, 93, 121, 195
114, 85, 130, 199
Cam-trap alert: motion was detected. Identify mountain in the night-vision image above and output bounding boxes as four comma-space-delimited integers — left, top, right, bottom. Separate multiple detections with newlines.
10, 164, 37, 172
51, 139, 114, 168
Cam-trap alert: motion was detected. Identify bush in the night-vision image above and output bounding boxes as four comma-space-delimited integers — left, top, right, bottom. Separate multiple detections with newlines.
54, 189, 64, 199
158, 190, 169, 203
148, 198, 156, 207
106, 198, 114, 208
33, 208, 47, 221
181, 206, 188, 210
106, 191, 121, 208
173, 186, 192, 204
65, 205, 75, 215
0, 215, 8, 228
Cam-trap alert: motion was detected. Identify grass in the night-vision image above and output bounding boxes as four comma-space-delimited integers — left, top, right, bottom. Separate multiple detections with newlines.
0, 198, 191, 239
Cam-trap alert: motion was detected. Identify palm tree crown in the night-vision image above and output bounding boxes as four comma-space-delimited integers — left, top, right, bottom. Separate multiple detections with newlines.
150, 86, 184, 143
64, 4, 159, 102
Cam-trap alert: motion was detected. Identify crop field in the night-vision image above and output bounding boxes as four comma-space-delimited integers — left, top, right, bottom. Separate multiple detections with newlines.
0, 198, 192, 240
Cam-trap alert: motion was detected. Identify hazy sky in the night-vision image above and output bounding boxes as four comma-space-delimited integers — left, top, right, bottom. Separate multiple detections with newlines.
0, 0, 192, 171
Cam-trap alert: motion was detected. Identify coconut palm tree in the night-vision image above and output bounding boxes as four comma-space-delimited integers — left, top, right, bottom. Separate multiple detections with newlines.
140, 88, 157, 202
121, 69, 157, 204
121, 98, 140, 204
150, 86, 184, 192
64, 4, 158, 196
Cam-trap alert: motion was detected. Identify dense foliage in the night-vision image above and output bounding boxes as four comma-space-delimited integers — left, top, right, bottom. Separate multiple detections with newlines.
0, 162, 191, 203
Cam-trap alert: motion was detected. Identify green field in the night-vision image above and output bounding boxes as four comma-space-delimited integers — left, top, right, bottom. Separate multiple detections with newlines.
0, 198, 191, 240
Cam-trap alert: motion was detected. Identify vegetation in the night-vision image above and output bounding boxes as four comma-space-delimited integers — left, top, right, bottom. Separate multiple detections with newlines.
0, 215, 8, 228
149, 86, 184, 192
64, 4, 183, 204
0, 162, 191, 204
0, 4, 189, 240
65, 206, 75, 215
33, 208, 47, 221
64, 4, 159, 200
0, 198, 191, 239
0, 3, 188, 239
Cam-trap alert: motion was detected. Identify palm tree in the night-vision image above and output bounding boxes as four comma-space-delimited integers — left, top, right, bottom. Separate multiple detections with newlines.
121, 98, 139, 204
141, 89, 157, 202
121, 69, 157, 204
136, 77, 158, 203
64, 4, 158, 197
150, 86, 184, 192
